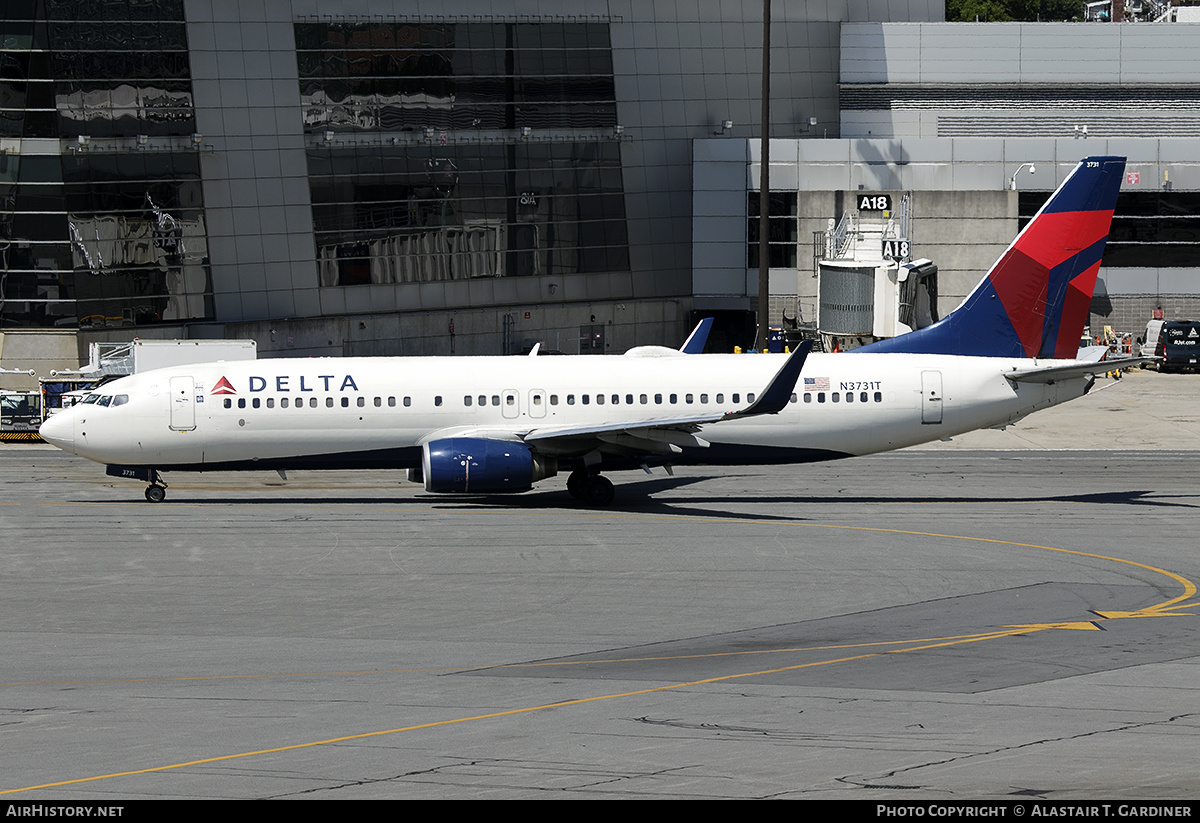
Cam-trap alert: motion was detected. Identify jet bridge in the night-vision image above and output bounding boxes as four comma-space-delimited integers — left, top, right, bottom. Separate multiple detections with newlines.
814, 193, 939, 351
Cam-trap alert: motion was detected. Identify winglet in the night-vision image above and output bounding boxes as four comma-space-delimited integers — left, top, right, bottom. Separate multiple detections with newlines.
680, 317, 714, 354
724, 340, 812, 420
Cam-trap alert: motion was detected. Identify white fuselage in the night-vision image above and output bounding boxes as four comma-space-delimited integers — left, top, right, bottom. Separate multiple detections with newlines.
39, 352, 1085, 472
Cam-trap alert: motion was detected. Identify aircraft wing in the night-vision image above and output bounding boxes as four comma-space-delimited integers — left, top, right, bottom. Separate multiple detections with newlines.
1005, 355, 1157, 384
522, 341, 812, 455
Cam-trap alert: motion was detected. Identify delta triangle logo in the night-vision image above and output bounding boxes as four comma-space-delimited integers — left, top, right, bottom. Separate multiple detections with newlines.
211, 376, 237, 395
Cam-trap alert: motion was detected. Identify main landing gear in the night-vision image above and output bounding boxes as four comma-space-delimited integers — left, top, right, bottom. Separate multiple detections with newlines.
145, 469, 167, 503
566, 470, 615, 506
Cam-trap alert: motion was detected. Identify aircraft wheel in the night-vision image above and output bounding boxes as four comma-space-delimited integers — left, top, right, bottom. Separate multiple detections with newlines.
566, 470, 588, 500
145, 485, 166, 503
582, 475, 614, 507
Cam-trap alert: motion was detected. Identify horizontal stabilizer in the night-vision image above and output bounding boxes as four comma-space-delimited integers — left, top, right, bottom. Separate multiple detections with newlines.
1005, 356, 1156, 383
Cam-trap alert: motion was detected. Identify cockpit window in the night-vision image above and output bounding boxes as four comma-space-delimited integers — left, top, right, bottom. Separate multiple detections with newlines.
112, 395, 129, 406
97, 395, 112, 407
81, 394, 100, 404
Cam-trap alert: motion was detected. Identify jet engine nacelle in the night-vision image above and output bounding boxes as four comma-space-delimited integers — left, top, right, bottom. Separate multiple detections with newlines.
421, 437, 556, 493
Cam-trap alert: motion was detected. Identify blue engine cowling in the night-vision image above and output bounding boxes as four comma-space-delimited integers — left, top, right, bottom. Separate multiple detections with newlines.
421, 437, 556, 493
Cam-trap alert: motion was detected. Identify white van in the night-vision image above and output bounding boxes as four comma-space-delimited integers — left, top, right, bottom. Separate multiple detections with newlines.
1140, 319, 1165, 358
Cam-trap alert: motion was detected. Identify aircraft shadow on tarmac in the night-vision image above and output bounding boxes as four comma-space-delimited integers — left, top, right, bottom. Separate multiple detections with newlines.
433, 477, 1200, 514
81, 473, 1199, 523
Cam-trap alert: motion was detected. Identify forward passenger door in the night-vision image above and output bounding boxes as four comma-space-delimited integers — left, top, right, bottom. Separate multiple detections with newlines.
169, 376, 196, 431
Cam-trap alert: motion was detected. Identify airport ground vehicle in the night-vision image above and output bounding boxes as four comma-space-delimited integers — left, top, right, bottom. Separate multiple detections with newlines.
1154, 320, 1200, 373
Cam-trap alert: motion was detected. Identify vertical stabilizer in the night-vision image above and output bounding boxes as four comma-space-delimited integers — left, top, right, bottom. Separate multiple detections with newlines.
856, 156, 1125, 358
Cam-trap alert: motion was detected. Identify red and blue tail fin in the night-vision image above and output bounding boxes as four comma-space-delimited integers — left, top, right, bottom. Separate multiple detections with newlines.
857, 156, 1126, 358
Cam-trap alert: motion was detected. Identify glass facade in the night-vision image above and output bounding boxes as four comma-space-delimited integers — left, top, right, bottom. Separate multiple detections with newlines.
296, 21, 616, 133
747, 191, 799, 269
296, 20, 628, 286
0, 0, 212, 328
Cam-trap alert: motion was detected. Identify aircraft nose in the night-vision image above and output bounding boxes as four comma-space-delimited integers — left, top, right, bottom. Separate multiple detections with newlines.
39, 411, 74, 452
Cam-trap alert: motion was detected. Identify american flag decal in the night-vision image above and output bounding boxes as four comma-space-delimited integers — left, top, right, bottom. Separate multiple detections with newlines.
804, 376, 830, 391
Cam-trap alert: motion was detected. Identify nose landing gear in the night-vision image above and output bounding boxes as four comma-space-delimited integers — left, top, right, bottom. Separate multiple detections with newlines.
106, 464, 168, 503
144, 469, 167, 503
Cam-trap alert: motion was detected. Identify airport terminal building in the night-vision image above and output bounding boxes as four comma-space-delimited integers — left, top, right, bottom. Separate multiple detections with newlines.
2, 0, 1199, 376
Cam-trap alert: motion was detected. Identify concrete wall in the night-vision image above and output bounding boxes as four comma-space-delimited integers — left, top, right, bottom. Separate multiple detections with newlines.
841, 22, 1200, 85
0, 332, 81, 390
695, 137, 1200, 331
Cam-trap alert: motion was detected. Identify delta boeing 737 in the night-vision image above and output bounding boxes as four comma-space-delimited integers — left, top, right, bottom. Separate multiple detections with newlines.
40, 156, 1144, 506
